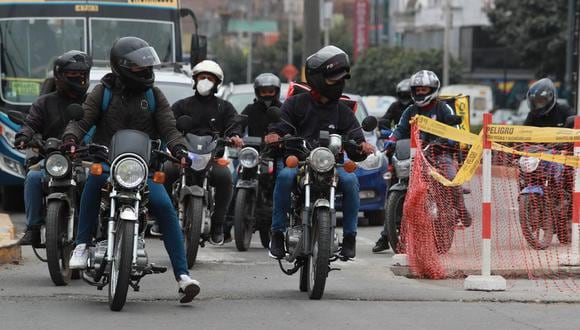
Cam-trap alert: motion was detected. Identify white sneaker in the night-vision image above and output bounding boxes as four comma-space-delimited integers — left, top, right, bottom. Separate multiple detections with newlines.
178, 274, 200, 303
69, 244, 89, 269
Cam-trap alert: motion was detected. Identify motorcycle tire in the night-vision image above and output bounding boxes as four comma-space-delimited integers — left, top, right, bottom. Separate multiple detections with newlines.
555, 194, 572, 245
519, 194, 553, 250
108, 220, 135, 312
386, 191, 406, 253
306, 207, 331, 300
299, 258, 308, 292
45, 200, 73, 286
184, 196, 204, 269
234, 189, 255, 251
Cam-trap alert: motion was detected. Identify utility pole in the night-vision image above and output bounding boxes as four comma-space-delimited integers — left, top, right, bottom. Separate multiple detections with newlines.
442, 0, 451, 86
303, 0, 321, 64
288, 11, 294, 65
565, 0, 576, 104
246, 0, 254, 83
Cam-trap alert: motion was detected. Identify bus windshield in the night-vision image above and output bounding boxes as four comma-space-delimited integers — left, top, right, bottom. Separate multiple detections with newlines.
90, 18, 174, 64
0, 18, 85, 104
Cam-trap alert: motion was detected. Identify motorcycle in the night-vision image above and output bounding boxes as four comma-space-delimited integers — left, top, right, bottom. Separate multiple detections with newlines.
518, 144, 572, 250
81, 130, 172, 311
10, 105, 86, 286
231, 136, 275, 251
170, 115, 240, 268
385, 138, 410, 253
273, 111, 377, 299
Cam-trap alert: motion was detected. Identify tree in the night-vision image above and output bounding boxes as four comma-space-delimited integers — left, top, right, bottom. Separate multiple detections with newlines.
487, 0, 567, 80
210, 38, 247, 84
347, 46, 462, 95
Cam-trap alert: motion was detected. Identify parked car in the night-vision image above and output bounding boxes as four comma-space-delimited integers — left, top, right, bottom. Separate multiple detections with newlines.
362, 95, 397, 118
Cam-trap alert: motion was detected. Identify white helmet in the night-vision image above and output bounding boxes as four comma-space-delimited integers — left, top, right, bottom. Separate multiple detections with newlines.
410, 70, 440, 107
192, 60, 224, 84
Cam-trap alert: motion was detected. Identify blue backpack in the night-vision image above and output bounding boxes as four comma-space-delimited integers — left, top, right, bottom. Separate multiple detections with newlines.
83, 87, 156, 144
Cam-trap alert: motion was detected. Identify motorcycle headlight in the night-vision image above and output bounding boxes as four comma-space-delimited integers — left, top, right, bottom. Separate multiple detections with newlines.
310, 147, 335, 173
45, 154, 70, 178
357, 151, 382, 170
519, 157, 540, 173
114, 157, 146, 189
393, 158, 411, 178
189, 152, 212, 171
239, 147, 259, 168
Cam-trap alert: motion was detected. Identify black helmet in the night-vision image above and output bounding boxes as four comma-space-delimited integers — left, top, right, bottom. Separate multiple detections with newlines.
254, 73, 281, 106
53, 50, 92, 97
110, 37, 161, 91
527, 78, 557, 116
305, 45, 351, 101
396, 78, 412, 106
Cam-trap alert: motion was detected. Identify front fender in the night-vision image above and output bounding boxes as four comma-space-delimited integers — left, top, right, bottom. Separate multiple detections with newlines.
236, 179, 258, 189
312, 199, 330, 209
119, 206, 138, 221
389, 181, 408, 192
180, 185, 205, 201
46, 192, 71, 206
521, 186, 544, 196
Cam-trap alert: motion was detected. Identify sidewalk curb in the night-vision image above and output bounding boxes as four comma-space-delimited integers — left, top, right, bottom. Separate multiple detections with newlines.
0, 213, 21, 265
391, 265, 580, 279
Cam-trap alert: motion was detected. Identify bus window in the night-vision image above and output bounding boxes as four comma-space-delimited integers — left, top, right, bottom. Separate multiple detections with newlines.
0, 18, 85, 104
91, 19, 174, 64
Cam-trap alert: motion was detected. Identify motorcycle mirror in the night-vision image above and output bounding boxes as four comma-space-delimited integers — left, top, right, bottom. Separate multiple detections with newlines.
565, 115, 577, 129
266, 106, 282, 122
66, 103, 84, 121
176, 115, 194, 133
6, 110, 25, 125
361, 116, 378, 132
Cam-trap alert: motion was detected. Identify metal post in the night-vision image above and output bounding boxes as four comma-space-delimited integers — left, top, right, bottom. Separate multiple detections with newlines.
246, 0, 253, 84
303, 0, 321, 64
442, 0, 451, 86
563, 117, 580, 265
288, 13, 294, 65
565, 0, 577, 103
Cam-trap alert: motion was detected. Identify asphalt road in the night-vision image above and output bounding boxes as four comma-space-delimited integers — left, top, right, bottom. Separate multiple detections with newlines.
2, 212, 580, 330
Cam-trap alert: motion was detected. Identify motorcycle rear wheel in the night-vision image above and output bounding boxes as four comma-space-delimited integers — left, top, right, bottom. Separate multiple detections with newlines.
45, 200, 73, 286
108, 220, 135, 312
184, 196, 204, 269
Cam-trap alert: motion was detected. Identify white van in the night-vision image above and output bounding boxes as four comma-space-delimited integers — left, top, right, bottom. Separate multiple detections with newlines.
440, 84, 494, 126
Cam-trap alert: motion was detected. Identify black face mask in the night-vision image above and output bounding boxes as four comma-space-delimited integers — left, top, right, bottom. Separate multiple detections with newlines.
319, 80, 345, 101
260, 96, 275, 108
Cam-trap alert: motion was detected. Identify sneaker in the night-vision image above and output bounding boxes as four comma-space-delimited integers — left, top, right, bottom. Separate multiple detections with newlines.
223, 230, 232, 244
268, 231, 285, 259
19, 227, 41, 246
372, 236, 390, 253
69, 244, 89, 269
341, 234, 356, 260
149, 223, 162, 237
178, 274, 201, 303
210, 220, 224, 245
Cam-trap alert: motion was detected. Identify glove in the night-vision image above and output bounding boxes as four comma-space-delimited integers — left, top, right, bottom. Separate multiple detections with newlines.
173, 145, 191, 167
61, 137, 78, 153
384, 139, 396, 152
14, 133, 31, 149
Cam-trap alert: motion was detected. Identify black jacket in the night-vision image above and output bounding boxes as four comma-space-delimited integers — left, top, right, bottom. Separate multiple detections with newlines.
524, 103, 574, 128
241, 99, 282, 138
63, 73, 185, 152
379, 100, 408, 129
172, 94, 242, 138
269, 93, 366, 161
17, 91, 85, 140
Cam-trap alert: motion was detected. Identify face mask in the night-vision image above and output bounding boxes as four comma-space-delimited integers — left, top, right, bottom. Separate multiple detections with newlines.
319, 80, 345, 101
196, 78, 214, 96
260, 96, 274, 107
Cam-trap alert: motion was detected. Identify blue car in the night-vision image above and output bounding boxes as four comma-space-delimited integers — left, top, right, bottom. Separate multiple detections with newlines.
0, 111, 25, 210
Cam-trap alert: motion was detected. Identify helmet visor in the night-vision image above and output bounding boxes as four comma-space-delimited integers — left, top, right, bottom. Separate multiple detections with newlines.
325, 70, 350, 81
529, 93, 551, 111
118, 47, 161, 69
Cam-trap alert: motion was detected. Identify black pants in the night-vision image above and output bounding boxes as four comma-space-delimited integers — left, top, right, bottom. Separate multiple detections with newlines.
164, 162, 233, 225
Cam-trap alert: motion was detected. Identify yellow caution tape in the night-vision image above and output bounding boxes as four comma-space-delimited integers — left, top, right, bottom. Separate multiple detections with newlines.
487, 125, 580, 143
414, 115, 479, 145
491, 143, 580, 168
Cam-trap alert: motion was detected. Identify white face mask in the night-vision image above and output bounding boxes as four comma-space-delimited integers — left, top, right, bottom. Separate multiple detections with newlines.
196, 78, 214, 96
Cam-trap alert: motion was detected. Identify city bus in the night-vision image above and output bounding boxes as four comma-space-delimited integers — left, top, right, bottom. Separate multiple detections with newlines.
0, 0, 206, 209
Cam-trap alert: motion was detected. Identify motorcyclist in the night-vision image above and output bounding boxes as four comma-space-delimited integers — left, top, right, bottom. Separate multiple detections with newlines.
223, 73, 283, 242
372, 70, 472, 249
169, 59, 244, 245
264, 45, 375, 260
63, 37, 200, 303
378, 78, 412, 130
16, 50, 92, 246
524, 78, 574, 128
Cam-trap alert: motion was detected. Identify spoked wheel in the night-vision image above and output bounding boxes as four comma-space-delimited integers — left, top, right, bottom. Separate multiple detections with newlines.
108, 220, 135, 312
386, 190, 406, 253
306, 207, 331, 300
426, 198, 454, 254
45, 200, 74, 286
184, 196, 204, 269
519, 194, 553, 250
234, 189, 255, 251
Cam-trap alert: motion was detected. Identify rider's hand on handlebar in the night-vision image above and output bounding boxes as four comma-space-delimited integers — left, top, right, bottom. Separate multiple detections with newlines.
14, 134, 31, 150
361, 142, 375, 155
173, 146, 191, 168
384, 139, 396, 153
230, 135, 244, 148
61, 138, 77, 154
265, 133, 280, 144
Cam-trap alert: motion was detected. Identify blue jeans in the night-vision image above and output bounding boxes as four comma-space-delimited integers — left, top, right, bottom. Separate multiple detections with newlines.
24, 170, 44, 227
76, 173, 189, 279
271, 165, 360, 236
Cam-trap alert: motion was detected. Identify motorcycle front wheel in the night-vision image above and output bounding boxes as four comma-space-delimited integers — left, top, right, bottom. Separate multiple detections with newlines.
234, 189, 255, 251
386, 190, 406, 253
184, 196, 204, 269
305, 207, 331, 300
108, 220, 135, 311
45, 200, 74, 286
519, 194, 553, 250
